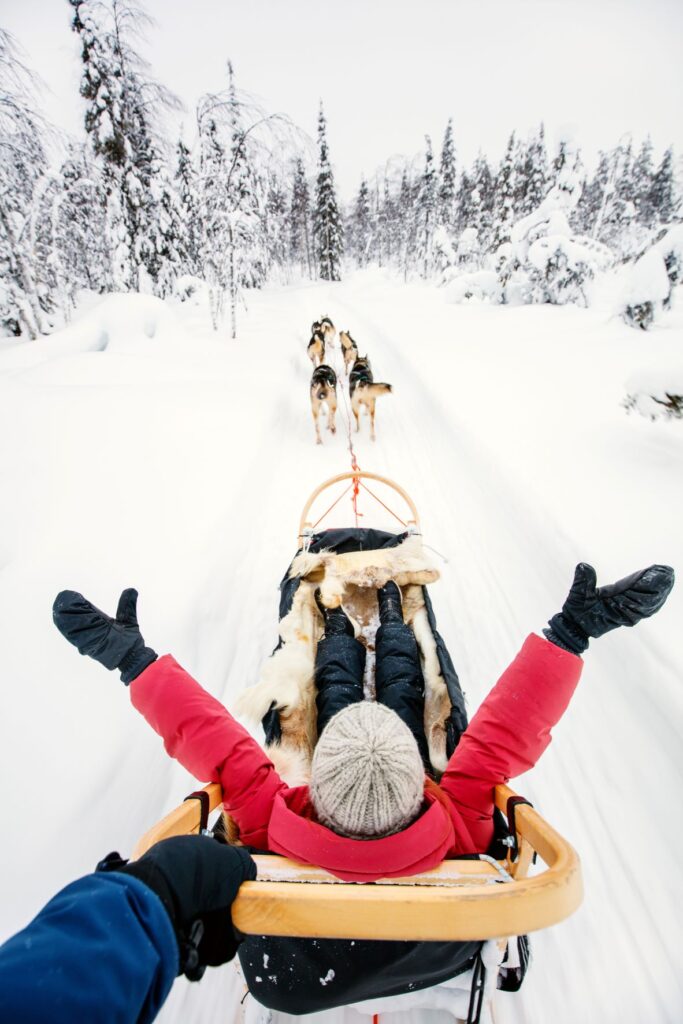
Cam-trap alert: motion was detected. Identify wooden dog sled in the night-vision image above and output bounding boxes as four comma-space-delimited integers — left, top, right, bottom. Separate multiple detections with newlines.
133, 472, 582, 946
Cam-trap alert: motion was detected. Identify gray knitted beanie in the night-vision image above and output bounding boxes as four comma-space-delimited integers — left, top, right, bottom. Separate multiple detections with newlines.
310, 702, 425, 839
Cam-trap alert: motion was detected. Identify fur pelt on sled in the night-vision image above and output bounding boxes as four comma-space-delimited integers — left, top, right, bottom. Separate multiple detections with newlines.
233, 535, 453, 780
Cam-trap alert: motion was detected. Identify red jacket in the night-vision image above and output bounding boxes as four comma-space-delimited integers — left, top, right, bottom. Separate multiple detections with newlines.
130, 634, 581, 882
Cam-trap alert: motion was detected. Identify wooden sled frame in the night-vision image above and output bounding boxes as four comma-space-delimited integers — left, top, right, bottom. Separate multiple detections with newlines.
132, 782, 583, 942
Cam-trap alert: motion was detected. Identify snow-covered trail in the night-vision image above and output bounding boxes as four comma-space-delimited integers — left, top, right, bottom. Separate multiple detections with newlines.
0, 274, 681, 1024
323, 285, 683, 1024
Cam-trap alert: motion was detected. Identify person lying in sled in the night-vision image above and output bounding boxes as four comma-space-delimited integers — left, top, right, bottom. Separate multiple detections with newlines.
53, 562, 674, 1014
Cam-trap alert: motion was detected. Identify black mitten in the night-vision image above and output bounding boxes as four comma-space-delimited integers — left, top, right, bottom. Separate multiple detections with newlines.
544, 563, 675, 655
98, 836, 257, 980
53, 588, 157, 684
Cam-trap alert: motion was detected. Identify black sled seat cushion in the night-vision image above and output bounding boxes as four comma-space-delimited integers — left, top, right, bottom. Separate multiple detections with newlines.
239, 934, 481, 1014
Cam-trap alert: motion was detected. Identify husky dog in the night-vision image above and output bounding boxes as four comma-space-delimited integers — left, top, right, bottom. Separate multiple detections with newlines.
312, 316, 336, 347
339, 330, 359, 375
310, 365, 338, 444
349, 356, 392, 442
348, 355, 373, 393
307, 330, 325, 368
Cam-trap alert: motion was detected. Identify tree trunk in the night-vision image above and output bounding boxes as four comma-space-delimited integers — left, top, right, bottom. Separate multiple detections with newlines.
304, 216, 312, 279
228, 224, 237, 340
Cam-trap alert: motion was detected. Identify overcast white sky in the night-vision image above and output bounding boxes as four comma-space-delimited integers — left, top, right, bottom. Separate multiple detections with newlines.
4, 0, 683, 199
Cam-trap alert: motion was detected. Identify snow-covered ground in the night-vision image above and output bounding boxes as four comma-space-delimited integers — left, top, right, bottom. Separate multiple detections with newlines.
1, 272, 682, 1024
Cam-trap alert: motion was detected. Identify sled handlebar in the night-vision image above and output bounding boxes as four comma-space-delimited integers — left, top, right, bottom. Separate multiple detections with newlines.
132, 782, 582, 942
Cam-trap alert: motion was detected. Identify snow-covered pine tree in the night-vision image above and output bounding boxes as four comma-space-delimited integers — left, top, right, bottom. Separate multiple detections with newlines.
376, 177, 398, 268
350, 176, 373, 267
551, 137, 571, 180
493, 132, 517, 249
69, 0, 178, 294
396, 167, 416, 279
174, 138, 202, 278
262, 171, 289, 281
289, 157, 312, 277
574, 150, 609, 237
515, 124, 548, 218
650, 147, 676, 226
56, 144, 110, 298
313, 103, 343, 281
149, 154, 188, 297
415, 136, 437, 277
632, 137, 656, 227
589, 142, 639, 256
469, 153, 495, 253
454, 170, 475, 237
614, 140, 635, 207
437, 118, 456, 232
70, 0, 134, 290
32, 173, 64, 319
0, 29, 50, 337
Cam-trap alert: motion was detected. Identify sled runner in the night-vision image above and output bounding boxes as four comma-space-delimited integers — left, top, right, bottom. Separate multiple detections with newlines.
134, 471, 582, 943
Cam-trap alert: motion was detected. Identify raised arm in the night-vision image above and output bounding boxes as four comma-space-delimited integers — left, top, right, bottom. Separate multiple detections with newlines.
129, 655, 286, 846
53, 589, 287, 848
440, 562, 674, 852
440, 633, 582, 851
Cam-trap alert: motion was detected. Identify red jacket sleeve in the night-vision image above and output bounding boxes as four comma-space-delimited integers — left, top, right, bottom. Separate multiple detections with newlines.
129, 655, 286, 848
440, 634, 583, 851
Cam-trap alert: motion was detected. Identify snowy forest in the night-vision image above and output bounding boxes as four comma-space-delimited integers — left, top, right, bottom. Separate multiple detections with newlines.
2, 0, 681, 344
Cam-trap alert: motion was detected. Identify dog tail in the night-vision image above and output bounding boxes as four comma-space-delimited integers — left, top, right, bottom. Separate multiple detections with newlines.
368, 382, 392, 396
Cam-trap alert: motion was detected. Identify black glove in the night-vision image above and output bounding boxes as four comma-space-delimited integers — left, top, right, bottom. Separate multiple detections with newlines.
53, 588, 157, 684
98, 836, 257, 980
544, 562, 675, 655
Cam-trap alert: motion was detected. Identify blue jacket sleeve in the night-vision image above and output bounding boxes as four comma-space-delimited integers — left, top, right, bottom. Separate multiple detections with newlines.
0, 871, 178, 1024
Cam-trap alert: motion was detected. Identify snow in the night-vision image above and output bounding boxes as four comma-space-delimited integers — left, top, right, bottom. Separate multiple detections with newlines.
623, 249, 671, 306
653, 224, 683, 265
1, 270, 682, 1024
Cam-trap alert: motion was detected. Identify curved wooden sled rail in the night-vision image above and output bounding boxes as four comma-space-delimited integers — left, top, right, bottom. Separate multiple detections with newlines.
298, 471, 421, 542
132, 783, 582, 942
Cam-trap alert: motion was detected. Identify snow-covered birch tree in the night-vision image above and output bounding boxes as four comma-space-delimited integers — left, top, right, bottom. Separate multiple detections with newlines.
0, 30, 49, 337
